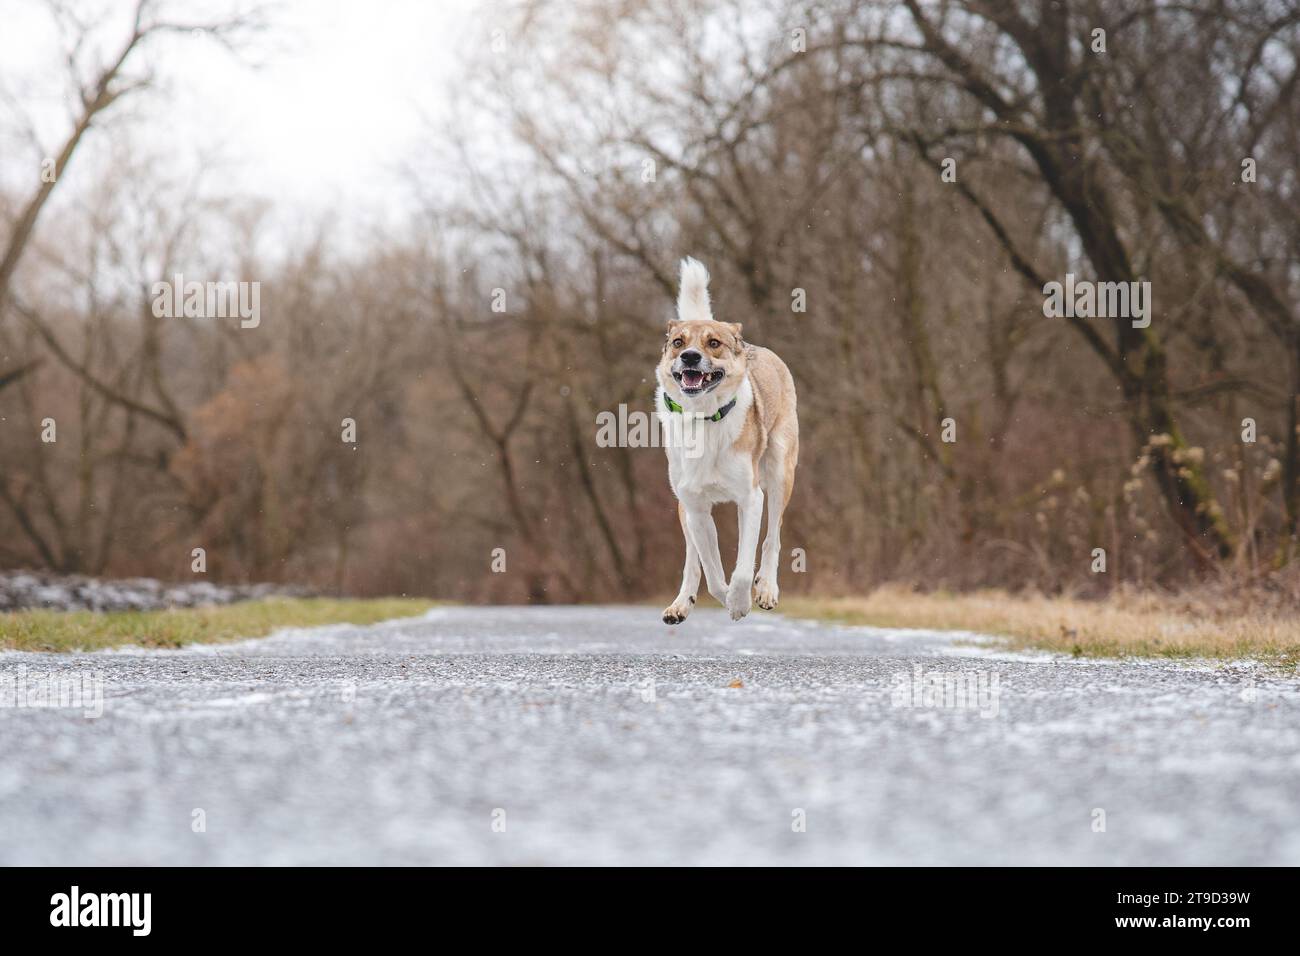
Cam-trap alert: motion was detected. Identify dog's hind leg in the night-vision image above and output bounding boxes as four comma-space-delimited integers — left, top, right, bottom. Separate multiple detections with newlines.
755, 431, 796, 610
726, 485, 763, 620
663, 503, 702, 625
681, 501, 729, 607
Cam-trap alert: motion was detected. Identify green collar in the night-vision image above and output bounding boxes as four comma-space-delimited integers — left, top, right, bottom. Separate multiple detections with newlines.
663, 391, 738, 422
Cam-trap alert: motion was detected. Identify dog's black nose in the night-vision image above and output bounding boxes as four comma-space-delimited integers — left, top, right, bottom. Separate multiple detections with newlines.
680, 349, 702, 367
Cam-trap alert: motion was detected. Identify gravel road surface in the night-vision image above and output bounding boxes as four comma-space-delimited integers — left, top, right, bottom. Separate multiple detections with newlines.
1, 605, 1297, 865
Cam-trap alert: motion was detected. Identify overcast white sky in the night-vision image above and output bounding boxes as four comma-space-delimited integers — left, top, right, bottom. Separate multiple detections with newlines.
0, 0, 486, 227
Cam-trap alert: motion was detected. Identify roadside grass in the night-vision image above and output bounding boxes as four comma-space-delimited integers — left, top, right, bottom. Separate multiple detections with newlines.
0, 597, 437, 653
782, 586, 1300, 666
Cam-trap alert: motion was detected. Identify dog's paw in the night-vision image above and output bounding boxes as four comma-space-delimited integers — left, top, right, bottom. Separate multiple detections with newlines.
726, 579, 752, 621
662, 595, 695, 625
754, 578, 779, 611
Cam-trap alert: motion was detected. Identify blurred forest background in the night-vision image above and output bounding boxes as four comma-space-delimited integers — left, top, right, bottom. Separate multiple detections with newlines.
1, 0, 1298, 603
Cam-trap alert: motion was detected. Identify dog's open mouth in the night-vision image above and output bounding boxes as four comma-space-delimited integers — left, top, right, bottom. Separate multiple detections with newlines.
674, 368, 724, 395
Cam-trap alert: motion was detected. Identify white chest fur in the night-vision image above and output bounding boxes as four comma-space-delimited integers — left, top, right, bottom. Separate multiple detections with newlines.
657, 376, 755, 505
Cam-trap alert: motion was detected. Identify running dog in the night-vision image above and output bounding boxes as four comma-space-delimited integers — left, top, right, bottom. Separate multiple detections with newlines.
656, 258, 798, 623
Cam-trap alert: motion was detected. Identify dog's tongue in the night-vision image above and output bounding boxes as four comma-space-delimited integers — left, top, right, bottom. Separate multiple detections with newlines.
682, 369, 704, 388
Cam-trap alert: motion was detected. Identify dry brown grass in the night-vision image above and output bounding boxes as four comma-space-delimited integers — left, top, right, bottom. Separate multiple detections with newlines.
782, 585, 1300, 665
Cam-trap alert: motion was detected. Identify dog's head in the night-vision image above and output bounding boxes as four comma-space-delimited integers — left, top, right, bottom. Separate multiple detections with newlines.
656, 257, 748, 403
657, 318, 747, 400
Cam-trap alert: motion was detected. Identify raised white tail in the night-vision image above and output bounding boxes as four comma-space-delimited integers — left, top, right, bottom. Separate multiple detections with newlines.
676, 257, 712, 322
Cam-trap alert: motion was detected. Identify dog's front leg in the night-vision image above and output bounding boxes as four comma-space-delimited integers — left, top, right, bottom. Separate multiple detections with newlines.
663, 503, 701, 624
726, 485, 764, 621
681, 502, 729, 606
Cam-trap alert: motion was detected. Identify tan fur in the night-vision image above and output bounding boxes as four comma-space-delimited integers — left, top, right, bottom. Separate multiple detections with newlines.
734, 344, 798, 478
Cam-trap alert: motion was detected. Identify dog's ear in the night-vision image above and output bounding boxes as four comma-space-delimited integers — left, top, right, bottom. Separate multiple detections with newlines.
663, 321, 680, 352
727, 322, 745, 351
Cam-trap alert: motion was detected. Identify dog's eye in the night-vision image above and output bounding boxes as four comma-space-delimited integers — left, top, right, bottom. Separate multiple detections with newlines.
707, 338, 721, 349
672, 338, 684, 348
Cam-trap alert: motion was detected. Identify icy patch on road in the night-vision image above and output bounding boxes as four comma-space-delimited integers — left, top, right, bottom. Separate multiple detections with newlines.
0, 569, 306, 613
